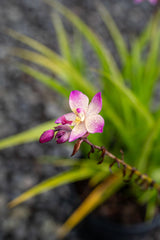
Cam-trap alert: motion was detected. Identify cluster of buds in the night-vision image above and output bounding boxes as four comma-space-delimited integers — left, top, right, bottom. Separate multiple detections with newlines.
39, 125, 72, 144
39, 90, 104, 145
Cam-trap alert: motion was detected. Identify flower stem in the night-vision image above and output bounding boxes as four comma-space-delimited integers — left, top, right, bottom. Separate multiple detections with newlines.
78, 137, 160, 193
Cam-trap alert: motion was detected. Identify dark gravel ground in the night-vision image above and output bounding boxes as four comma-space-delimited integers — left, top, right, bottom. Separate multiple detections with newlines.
0, 0, 160, 239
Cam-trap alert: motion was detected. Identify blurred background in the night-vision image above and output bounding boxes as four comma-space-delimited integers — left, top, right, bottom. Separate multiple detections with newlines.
0, 0, 159, 239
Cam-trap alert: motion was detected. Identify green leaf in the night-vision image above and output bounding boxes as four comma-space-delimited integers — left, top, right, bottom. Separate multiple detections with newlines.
143, 26, 160, 104
12, 48, 96, 97
137, 117, 160, 172
98, 3, 128, 65
19, 64, 69, 97
8, 29, 95, 96
0, 120, 55, 150
52, 13, 87, 76
52, 13, 72, 61
101, 72, 154, 127
6, 28, 58, 60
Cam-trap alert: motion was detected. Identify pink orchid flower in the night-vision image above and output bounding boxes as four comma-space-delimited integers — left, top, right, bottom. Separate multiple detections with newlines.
134, 0, 158, 5
55, 90, 104, 142
39, 91, 104, 144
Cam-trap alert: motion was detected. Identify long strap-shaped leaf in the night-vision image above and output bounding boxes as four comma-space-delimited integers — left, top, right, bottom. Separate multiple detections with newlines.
12, 48, 96, 97
98, 3, 129, 65
7, 29, 96, 96
52, 13, 72, 61
8, 167, 96, 208
101, 72, 154, 127
58, 172, 123, 238
7, 28, 59, 60
0, 120, 55, 150
137, 117, 160, 172
19, 64, 69, 97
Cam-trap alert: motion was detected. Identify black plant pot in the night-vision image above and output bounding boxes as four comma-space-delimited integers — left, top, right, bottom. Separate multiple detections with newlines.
74, 182, 160, 240
79, 214, 160, 240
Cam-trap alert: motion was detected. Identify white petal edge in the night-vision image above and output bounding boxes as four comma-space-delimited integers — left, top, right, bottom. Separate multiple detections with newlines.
87, 92, 102, 115
69, 122, 87, 142
85, 114, 104, 133
69, 90, 89, 112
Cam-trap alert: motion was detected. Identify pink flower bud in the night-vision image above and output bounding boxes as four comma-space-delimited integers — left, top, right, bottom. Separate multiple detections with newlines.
39, 130, 54, 143
54, 125, 71, 144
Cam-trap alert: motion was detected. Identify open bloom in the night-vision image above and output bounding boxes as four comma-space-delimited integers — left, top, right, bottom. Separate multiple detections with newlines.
55, 90, 104, 142
39, 91, 104, 144
134, 0, 158, 5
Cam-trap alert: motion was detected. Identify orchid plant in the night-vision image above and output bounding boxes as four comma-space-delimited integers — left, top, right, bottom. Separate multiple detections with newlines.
38, 90, 160, 237
1, 1, 160, 238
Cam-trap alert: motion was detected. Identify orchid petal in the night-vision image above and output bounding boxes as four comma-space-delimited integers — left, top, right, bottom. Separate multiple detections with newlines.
69, 90, 89, 112
86, 114, 104, 133
87, 92, 102, 115
39, 129, 54, 143
69, 123, 87, 142
55, 130, 65, 138
54, 125, 72, 131
56, 132, 71, 144
55, 113, 75, 125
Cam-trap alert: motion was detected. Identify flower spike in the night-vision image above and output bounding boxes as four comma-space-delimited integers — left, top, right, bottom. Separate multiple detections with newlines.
39, 91, 160, 194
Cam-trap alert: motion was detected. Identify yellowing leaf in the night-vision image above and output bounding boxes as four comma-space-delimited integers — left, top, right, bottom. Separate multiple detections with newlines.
58, 172, 123, 238
9, 167, 96, 208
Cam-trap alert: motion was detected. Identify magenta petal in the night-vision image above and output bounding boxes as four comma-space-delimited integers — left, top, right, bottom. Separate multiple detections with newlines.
54, 125, 72, 131
149, 0, 157, 4
87, 92, 102, 115
69, 123, 87, 142
55, 130, 65, 138
69, 90, 89, 112
86, 114, 104, 133
39, 129, 54, 143
76, 108, 84, 114
55, 113, 75, 125
56, 132, 70, 144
